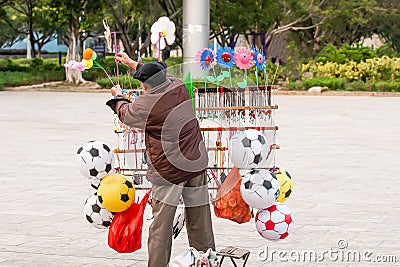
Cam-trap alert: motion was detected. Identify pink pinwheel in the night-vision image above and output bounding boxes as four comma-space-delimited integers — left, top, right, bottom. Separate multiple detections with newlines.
64, 60, 86, 72
76, 62, 86, 72
234, 47, 254, 70
64, 60, 78, 70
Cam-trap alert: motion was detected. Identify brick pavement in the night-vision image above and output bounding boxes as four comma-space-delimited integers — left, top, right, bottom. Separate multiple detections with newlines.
0, 92, 399, 266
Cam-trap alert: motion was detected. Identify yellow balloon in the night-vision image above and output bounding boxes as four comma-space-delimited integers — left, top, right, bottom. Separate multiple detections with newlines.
82, 59, 93, 69
97, 174, 135, 212
274, 167, 293, 203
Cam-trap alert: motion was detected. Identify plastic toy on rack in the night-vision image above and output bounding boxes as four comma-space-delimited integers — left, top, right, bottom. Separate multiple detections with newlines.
112, 48, 281, 195
112, 88, 151, 189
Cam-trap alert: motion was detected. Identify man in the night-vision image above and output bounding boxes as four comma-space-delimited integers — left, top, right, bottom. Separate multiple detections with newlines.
106, 52, 215, 267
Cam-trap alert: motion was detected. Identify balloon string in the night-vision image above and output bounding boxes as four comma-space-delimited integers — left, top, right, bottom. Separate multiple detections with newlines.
158, 33, 161, 62
93, 61, 115, 86
133, 132, 138, 169
112, 31, 119, 77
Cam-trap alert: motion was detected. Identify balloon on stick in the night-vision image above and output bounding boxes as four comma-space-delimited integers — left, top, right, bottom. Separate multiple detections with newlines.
150, 17, 176, 62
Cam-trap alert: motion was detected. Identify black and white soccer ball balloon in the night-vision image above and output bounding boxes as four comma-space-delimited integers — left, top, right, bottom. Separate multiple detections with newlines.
240, 169, 280, 209
229, 130, 270, 169
76, 140, 115, 182
84, 193, 114, 229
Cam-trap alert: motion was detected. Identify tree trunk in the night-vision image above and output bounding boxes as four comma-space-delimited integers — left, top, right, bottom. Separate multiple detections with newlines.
27, 1, 36, 58
37, 44, 42, 58
65, 17, 85, 84
29, 31, 36, 58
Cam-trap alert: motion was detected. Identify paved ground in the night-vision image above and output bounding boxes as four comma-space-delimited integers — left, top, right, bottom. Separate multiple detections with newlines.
0, 91, 399, 266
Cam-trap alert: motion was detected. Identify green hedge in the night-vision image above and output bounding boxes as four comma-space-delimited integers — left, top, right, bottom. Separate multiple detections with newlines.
345, 81, 400, 91
84, 57, 183, 83
288, 77, 346, 90
316, 44, 377, 64
288, 77, 400, 92
0, 70, 65, 87
96, 75, 141, 89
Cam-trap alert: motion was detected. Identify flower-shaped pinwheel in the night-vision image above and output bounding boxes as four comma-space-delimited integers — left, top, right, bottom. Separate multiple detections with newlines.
195, 48, 217, 70
150, 16, 176, 50
65, 48, 114, 85
217, 47, 235, 68
254, 50, 266, 71
234, 47, 254, 70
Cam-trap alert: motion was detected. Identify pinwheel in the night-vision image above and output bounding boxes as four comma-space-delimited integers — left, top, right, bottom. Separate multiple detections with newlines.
150, 17, 176, 61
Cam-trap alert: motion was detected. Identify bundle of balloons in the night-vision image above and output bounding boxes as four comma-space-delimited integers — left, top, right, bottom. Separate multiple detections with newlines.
76, 140, 135, 229
228, 129, 294, 241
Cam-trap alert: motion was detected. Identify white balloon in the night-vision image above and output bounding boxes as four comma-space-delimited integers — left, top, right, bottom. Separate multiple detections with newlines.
75, 140, 115, 180
229, 130, 270, 169
84, 193, 113, 229
240, 169, 280, 209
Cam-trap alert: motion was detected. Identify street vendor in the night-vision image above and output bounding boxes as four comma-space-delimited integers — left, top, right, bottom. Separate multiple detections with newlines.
106, 52, 215, 267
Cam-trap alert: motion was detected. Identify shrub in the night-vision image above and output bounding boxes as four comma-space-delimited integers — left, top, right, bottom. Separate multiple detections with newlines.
304, 77, 346, 90
0, 70, 65, 87
288, 77, 346, 90
316, 44, 376, 64
346, 81, 371, 91
29, 58, 44, 69
372, 81, 400, 92
96, 75, 141, 88
302, 56, 400, 82
84, 57, 182, 82
0, 59, 29, 72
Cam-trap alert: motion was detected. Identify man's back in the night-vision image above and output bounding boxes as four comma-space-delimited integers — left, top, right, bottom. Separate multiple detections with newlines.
123, 75, 208, 185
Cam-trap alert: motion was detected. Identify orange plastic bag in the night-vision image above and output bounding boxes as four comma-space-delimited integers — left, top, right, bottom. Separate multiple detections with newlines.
108, 190, 151, 253
213, 167, 252, 224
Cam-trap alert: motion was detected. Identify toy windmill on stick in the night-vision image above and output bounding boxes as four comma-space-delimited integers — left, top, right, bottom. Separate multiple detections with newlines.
150, 17, 176, 62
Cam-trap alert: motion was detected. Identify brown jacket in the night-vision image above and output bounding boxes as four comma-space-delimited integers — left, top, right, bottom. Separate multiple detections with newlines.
110, 74, 208, 185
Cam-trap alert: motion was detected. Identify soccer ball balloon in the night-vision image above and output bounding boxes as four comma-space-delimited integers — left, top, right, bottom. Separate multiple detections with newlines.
84, 193, 114, 229
229, 130, 270, 169
255, 203, 294, 241
76, 140, 115, 180
271, 167, 293, 203
97, 174, 135, 212
240, 169, 280, 209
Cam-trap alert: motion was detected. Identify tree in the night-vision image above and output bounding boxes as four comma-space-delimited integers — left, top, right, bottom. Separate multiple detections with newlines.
374, 0, 400, 52
311, 0, 377, 51
0, 2, 20, 48
210, 0, 395, 60
210, 0, 329, 55
1, 0, 58, 57
103, 0, 182, 60
43, 0, 105, 83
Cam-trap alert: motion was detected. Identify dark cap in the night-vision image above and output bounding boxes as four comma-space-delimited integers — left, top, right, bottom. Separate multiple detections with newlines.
133, 61, 167, 87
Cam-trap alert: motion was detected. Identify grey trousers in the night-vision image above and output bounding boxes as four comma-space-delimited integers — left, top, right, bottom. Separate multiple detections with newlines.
148, 173, 216, 267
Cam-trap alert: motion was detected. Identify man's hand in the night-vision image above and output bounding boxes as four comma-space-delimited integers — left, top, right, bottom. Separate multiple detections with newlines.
111, 84, 122, 96
115, 52, 138, 70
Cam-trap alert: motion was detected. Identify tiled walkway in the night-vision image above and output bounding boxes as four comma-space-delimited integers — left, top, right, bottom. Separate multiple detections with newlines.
0, 92, 399, 266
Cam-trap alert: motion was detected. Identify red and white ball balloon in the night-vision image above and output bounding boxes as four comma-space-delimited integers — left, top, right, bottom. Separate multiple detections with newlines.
255, 203, 294, 241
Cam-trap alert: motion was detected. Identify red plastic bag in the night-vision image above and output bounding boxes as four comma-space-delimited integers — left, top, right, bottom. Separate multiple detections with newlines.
213, 167, 252, 224
108, 190, 151, 253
